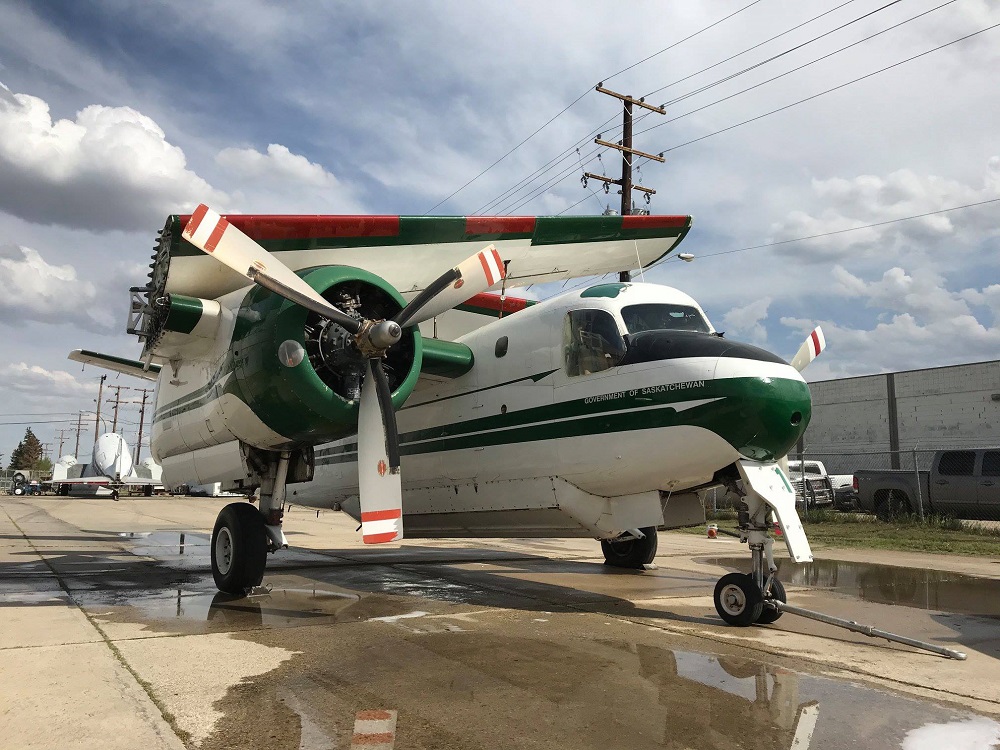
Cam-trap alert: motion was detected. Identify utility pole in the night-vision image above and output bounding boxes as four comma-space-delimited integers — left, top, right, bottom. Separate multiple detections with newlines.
55, 429, 72, 457
94, 375, 107, 442
106, 385, 132, 434
134, 388, 153, 463
75, 412, 83, 458
584, 84, 667, 281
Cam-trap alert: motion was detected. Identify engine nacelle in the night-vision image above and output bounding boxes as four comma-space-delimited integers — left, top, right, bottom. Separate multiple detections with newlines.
223, 265, 423, 449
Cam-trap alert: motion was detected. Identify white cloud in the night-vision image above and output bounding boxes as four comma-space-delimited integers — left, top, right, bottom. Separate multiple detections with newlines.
0, 362, 94, 400
215, 143, 366, 213
0, 245, 115, 332
722, 296, 772, 345
767, 160, 1000, 263
0, 81, 227, 231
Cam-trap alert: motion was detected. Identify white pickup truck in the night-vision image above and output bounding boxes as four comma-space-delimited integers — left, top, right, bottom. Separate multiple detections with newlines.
786, 460, 856, 510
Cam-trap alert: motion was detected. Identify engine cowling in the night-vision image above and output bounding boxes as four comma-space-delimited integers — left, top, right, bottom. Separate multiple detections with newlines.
224, 265, 423, 449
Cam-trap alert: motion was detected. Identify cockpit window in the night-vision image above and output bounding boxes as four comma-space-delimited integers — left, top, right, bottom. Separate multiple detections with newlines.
622, 303, 710, 334
564, 309, 626, 377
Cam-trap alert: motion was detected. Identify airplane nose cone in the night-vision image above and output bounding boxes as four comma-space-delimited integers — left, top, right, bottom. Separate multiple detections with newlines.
712, 347, 812, 461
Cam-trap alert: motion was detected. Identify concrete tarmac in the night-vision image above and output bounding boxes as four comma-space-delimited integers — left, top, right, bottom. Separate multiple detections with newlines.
3, 495, 1000, 749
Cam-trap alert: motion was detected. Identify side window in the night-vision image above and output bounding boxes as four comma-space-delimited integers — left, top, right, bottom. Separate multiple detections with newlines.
938, 451, 975, 476
982, 452, 1000, 477
564, 309, 625, 377
495, 336, 508, 358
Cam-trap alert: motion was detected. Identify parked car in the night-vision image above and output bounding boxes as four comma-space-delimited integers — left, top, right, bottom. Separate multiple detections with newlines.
786, 460, 836, 509
854, 448, 1000, 520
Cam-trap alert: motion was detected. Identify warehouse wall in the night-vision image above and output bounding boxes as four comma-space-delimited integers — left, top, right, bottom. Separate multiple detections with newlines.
801, 360, 1000, 474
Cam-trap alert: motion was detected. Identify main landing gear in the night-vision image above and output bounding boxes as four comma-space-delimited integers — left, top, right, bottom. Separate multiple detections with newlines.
210, 451, 290, 595
601, 526, 658, 569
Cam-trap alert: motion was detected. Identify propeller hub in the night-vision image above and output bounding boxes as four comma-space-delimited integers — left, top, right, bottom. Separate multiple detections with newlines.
368, 320, 403, 350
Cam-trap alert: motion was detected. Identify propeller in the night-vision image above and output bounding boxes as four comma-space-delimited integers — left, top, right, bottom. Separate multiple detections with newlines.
779, 325, 827, 482
790, 326, 825, 373
182, 205, 506, 543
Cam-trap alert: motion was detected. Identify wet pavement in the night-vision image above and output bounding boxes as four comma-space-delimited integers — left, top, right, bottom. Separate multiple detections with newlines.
4, 495, 1000, 749
708, 556, 1000, 618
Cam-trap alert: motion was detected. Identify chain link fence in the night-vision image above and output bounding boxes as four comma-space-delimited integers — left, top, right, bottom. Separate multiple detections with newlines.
702, 446, 1000, 523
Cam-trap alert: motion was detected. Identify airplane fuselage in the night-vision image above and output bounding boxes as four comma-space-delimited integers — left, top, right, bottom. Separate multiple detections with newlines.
148, 281, 810, 541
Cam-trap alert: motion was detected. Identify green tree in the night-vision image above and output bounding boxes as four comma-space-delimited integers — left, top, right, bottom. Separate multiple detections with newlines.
8, 428, 43, 470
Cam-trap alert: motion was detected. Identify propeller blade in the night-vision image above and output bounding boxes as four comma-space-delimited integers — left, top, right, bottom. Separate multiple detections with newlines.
393, 244, 505, 328
182, 204, 359, 333
790, 326, 826, 373
357, 360, 403, 544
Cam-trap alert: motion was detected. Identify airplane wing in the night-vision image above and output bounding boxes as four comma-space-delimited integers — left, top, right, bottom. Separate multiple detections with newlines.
153, 213, 692, 300
68, 350, 161, 381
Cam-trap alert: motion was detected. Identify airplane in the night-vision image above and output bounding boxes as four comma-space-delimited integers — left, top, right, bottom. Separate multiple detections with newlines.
70, 205, 826, 628
49, 431, 163, 497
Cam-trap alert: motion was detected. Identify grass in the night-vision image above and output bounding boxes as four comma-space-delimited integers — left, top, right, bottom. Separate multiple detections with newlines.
682, 508, 1000, 556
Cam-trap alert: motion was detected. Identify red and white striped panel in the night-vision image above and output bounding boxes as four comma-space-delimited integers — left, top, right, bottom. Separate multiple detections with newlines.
351, 709, 397, 749
475, 245, 505, 287
361, 508, 403, 545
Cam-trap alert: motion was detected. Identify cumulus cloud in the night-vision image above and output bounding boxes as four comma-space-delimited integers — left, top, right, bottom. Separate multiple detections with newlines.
781, 266, 1000, 377
0, 245, 115, 332
0, 81, 227, 231
722, 296, 772, 345
768, 159, 1000, 263
216, 143, 366, 213
0, 362, 94, 399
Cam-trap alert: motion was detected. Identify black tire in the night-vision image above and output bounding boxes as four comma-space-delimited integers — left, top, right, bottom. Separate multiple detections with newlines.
143, 485, 153, 497
12, 485, 25, 496
601, 527, 658, 569
212, 502, 268, 595
59, 484, 70, 496
714, 572, 764, 627
757, 577, 786, 625
874, 490, 910, 521
12, 472, 25, 484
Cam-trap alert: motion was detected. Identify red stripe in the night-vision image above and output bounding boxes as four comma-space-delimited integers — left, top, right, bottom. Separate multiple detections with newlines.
465, 216, 536, 235
184, 204, 209, 238
363, 532, 400, 544
478, 251, 495, 285
462, 292, 531, 314
491, 248, 505, 279
361, 508, 401, 522
178, 215, 401, 241
204, 218, 228, 253
810, 329, 821, 356
356, 711, 394, 721
621, 215, 690, 229
352, 732, 395, 745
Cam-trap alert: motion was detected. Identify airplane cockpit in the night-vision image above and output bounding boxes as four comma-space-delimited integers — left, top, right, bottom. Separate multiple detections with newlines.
560, 283, 788, 375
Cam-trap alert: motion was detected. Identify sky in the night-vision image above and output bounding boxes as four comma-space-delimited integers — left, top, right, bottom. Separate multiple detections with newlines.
0, 0, 998, 463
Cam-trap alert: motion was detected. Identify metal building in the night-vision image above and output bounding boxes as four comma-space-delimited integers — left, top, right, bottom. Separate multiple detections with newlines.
802, 360, 1000, 474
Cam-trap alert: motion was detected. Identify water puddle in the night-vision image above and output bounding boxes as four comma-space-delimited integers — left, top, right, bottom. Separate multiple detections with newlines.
707, 557, 1000, 617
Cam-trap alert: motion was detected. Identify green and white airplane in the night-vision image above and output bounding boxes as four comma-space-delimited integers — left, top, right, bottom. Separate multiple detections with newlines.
72, 205, 826, 627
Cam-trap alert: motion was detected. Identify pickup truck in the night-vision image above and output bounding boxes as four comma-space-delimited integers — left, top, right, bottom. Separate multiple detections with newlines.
786, 459, 837, 509
854, 448, 1000, 520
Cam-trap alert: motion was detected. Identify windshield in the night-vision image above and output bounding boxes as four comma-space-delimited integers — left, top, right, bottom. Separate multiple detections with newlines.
622, 303, 710, 334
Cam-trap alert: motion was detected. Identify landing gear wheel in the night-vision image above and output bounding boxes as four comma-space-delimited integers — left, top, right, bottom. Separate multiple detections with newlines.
714, 573, 764, 627
211, 502, 268, 595
757, 577, 786, 624
601, 527, 658, 569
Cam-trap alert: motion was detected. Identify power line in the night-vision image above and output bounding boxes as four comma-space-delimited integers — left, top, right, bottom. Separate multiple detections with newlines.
657, 0, 905, 109
655, 21, 1000, 155
653, 197, 1000, 265
426, 1, 765, 214
0, 419, 80, 426
603, 0, 765, 83
635, 0, 958, 139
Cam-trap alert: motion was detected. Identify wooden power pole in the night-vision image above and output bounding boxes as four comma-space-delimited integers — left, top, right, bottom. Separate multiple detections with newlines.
134, 388, 153, 463
94, 375, 107, 442
75, 412, 83, 458
584, 84, 667, 281
106, 385, 132, 434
